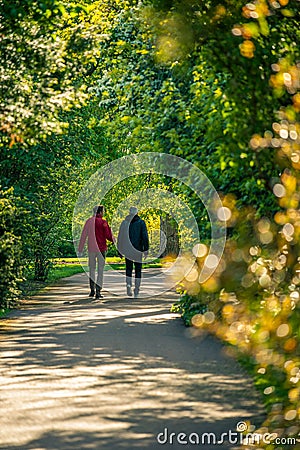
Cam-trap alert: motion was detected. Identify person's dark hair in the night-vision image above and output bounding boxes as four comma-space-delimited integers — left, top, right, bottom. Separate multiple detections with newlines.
93, 205, 104, 215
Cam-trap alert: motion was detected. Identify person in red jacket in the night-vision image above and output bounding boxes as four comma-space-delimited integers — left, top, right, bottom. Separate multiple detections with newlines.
78, 205, 114, 300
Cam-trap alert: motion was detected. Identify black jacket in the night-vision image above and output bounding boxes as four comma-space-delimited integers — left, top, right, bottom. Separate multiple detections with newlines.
117, 215, 149, 261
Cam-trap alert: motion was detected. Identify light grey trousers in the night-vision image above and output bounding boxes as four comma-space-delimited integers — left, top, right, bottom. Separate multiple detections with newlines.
88, 251, 106, 292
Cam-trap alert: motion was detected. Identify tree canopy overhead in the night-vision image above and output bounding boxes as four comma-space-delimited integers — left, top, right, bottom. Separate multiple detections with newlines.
0, 0, 108, 145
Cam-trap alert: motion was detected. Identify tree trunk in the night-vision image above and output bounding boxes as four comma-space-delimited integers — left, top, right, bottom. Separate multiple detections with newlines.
160, 214, 179, 258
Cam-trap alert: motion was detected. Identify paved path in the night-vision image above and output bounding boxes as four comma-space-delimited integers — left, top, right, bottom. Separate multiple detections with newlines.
0, 269, 264, 450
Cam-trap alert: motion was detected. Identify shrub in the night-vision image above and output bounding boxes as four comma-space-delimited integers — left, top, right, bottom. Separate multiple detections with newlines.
0, 189, 22, 309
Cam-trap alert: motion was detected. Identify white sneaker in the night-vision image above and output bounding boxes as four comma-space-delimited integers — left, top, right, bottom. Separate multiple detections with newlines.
126, 285, 132, 297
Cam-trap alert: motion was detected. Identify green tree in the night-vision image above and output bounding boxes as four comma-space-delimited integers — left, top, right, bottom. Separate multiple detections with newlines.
0, 189, 22, 308
0, 0, 109, 145
0, 97, 119, 280
0, 0, 119, 285
93, 0, 292, 223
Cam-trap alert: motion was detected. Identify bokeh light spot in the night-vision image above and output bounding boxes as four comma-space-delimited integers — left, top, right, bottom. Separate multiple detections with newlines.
276, 323, 290, 337
217, 206, 232, 222
264, 386, 275, 395
204, 254, 219, 269
273, 183, 286, 197
192, 243, 208, 258
191, 314, 204, 327
284, 409, 297, 421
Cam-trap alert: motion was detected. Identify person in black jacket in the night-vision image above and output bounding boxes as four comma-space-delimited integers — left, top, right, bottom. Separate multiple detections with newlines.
117, 206, 149, 298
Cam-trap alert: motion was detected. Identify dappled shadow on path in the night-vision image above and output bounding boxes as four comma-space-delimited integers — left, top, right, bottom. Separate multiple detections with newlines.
0, 275, 264, 450
22, 269, 177, 306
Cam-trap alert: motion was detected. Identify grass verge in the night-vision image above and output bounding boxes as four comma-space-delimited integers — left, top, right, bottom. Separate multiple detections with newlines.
0, 308, 10, 319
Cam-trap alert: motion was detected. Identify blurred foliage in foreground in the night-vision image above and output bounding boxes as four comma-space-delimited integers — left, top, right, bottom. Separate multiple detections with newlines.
162, 1, 300, 448
172, 172, 300, 446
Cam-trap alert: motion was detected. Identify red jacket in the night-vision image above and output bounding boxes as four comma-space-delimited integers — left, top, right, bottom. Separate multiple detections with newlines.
78, 215, 114, 253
